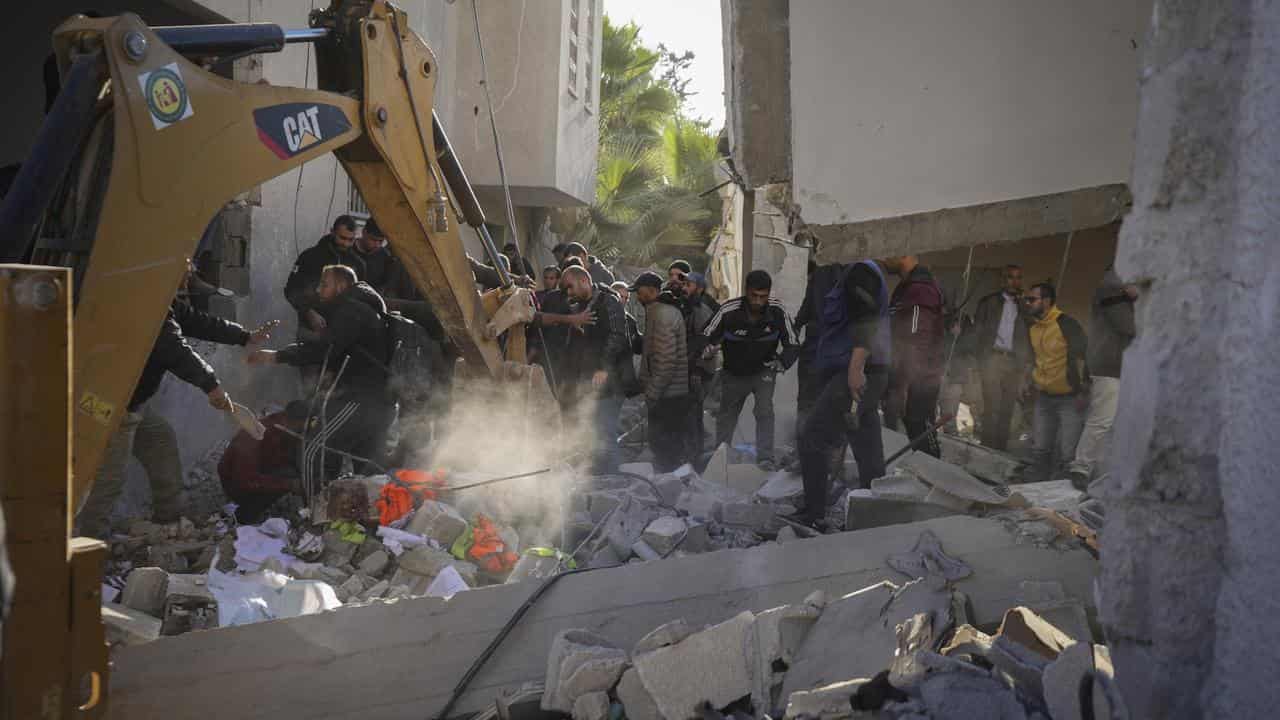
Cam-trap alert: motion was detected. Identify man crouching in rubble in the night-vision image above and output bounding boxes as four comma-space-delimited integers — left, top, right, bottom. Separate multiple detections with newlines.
76, 263, 276, 540
559, 266, 630, 473
248, 265, 395, 484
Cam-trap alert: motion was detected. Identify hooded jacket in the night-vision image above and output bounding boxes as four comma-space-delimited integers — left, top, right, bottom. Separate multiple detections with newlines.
284, 234, 367, 321
278, 281, 391, 397
130, 298, 251, 411
889, 265, 946, 385
1029, 305, 1089, 396
1087, 269, 1136, 378
640, 293, 689, 402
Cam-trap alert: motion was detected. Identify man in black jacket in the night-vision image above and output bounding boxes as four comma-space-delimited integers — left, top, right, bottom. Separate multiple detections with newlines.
702, 270, 798, 470
250, 265, 395, 483
76, 276, 274, 539
560, 266, 629, 473
285, 215, 365, 341
971, 264, 1031, 450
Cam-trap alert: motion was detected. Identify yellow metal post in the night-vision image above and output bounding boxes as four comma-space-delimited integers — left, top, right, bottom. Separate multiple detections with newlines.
0, 265, 107, 719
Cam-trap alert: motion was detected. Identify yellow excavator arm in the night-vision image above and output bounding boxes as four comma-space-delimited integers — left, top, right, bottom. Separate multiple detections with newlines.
5, 1, 533, 507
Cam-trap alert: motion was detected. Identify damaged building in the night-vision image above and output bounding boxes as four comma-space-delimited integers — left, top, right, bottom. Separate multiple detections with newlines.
2, 0, 1279, 718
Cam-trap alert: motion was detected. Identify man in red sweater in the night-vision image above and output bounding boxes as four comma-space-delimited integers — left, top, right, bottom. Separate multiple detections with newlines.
218, 406, 304, 523
883, 256, 947, 457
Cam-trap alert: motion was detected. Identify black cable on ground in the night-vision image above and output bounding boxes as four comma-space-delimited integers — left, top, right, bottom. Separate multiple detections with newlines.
432, 563, 621, 720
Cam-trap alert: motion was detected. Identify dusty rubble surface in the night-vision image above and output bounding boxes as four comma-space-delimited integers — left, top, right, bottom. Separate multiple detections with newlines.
101, 427, 1100, 650
101, 427, 1105, 720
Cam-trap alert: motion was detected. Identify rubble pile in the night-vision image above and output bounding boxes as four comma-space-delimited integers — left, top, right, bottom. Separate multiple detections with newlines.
538, 529, 1116, 720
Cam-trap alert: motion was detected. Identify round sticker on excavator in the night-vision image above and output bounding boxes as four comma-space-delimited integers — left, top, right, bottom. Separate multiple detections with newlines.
137, 62, 195, 129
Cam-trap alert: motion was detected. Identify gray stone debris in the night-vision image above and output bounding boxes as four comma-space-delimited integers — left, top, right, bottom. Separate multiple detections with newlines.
1043, 642, 1118, 720
507, 552, 562, 583
726, 463, 770, 495
754, 472, 805, 505
161, 574, 218, 636
541, 629, 627, 714
560, 655, 628, 710
103, 602, 162, 646
846, 490, 961, 531
897, 452, 1012, 506
753, 602, 824, 713
650, 474, 685, 507
121, 567, 170, 618
357, 549, 390, 577
886, 529, 973, 582
615, 667, 662, 720
783, 678, 867, 720
406, 500, 469, 547
917, 669, 1028, 720
633, 611, 757, 719
634, 619, 695, 654
320, 530, 360, 567
640, 516, 688, 556
703, 443, 730, 486
720, 501, 779, 533
571, 690, 612, 720
775, 526, 798, 543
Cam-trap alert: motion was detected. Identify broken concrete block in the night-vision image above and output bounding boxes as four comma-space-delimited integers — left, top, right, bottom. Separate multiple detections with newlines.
620, 462, 655, 479
586, 492, 624, 523
754, 472, 805, 505
397, 545, 457, 579
939, 435, 1024, 484
1043, 643, 1116, 720
753, 603, 824, 713
339, 575, 366, 602
147, 545, 190, 573
641, 516, 687, 556
898, 452, 1011, 506
121, 567, 170, 618
651, 474, 684, 507
1026, 600, 1092, 644
560, 655, 628, 710
682, 521, 710, 553
589, 545, 622, 568
720, 502, 778, 532
783, 678, 866, 720
161, 574, 218, 636
987, 636, 1051, 707
320, 530, 360, 567
634, 611, 756, 720
318, 566, 350, 587
726, 463, 770, 495
703, 443, 730, 485
359, 580, 389, 602
390, 569, 431, 596
776, 526, 798, 543
634, 619, 694, 654
103, 602, 162, 646
571, 691, 611, 720
997, 606, 1077, 660
541, 630, 626, 713
357, 550, 391, 577
616, 667, 661, 720
846, 491, 961, 531
406, 500, 469, 547
507, 552, 562, 584
631, 539, 661, 561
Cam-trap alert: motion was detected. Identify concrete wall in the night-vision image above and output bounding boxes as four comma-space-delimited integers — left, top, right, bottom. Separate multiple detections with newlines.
1100, 1, 1280, 716
788, 0, 1150, 227
721, 0, 790, 188
450, 0, 600, 207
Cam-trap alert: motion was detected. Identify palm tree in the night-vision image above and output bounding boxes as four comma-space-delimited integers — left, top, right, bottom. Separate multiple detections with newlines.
569, 17, 723, 268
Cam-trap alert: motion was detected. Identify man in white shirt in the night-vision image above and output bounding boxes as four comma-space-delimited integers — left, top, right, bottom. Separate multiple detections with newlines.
972, 265, 1032, 450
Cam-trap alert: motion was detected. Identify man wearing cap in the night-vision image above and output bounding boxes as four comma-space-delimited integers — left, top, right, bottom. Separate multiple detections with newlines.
632, 271, 690, 471
683, 271, 719, 456
668, 259, 693, 285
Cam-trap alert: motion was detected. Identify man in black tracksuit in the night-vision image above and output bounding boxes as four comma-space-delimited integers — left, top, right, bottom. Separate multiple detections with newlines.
702, 270, 798, 469
251, 265, 394, 483
797, 259, 894, 526
77, 279, 272, 539
285, 215, 366, 341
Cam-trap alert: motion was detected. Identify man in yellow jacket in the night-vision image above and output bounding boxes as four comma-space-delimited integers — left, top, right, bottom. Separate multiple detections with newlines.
1022, 283, 1090, 482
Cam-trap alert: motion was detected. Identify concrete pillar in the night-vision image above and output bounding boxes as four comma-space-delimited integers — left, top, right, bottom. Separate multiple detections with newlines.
1101, 2, 1280, 718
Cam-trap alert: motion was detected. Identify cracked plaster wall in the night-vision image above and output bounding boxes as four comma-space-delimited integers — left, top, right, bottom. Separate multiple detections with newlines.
1101, 1, 1280, 717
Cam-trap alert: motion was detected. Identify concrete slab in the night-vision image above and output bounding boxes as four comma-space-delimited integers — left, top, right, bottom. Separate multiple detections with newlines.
109, 516, 1097, 719
939, 436, 1025, 484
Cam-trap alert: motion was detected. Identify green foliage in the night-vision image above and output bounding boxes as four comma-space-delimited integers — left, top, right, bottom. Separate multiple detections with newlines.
571, 17, 723, 268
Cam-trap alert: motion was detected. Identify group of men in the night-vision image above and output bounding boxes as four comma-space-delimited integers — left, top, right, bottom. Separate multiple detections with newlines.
73, 206, 1137, 538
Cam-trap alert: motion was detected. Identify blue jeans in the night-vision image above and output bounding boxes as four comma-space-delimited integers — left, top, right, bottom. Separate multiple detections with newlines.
592, 392, 624, 475
1030, 391, 1086, 482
